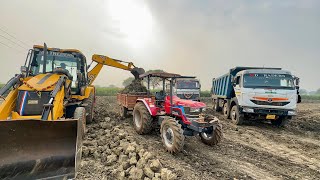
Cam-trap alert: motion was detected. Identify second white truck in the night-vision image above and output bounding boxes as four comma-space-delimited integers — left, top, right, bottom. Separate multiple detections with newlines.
212, 67, 301, 126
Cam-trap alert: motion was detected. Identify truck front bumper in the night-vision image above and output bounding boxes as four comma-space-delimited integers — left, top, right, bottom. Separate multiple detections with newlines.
240, 107, 296, 116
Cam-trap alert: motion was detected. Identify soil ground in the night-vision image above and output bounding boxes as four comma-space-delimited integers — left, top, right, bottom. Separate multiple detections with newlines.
79, 96, 320, 180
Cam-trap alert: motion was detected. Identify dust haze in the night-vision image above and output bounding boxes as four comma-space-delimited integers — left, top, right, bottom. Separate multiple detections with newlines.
0, 0, 319, 90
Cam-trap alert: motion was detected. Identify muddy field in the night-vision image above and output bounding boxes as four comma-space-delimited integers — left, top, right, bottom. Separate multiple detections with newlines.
78, 96, 320, 180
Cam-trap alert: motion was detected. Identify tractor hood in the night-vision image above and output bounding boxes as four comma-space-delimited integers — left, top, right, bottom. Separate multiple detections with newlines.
19, 73, 69, 92
166, 96, 206, 108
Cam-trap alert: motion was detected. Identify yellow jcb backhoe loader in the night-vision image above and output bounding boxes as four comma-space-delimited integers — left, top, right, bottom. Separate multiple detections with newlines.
0, 44, 144, 179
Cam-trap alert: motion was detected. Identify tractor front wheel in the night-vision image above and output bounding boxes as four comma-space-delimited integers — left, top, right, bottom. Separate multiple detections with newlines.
160, 119, 185, 154
200, 121, 223, 146
133, 102, 153, 134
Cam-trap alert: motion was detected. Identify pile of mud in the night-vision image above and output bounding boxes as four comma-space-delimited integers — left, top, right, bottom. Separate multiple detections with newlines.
78, 106, 177, 180
121, 79, 147, 94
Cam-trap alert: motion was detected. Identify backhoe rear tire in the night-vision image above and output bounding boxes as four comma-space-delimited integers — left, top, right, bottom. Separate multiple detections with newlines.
74, 107, 86, 137
200, 121, 223, 146
160, 119, 185, 154
133, 102, 153, 134
83, 92, 95, 124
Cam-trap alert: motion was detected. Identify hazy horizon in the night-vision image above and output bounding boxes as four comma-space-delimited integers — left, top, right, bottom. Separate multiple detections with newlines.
0, 0, 319, 91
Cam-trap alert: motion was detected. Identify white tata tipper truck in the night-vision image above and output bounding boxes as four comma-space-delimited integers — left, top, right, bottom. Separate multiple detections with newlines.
172, 78, 201, 101
212, 67, 301, 126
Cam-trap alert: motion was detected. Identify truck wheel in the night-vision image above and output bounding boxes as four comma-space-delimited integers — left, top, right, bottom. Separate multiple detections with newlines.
230, 105, 244, 125
161, 119, 185, 154
74, 107, 86, 137
83, 92, 95, 124
214, 99, 222, 112
133, 102, 153, 134
271, 117, 289, 127
200, 121, 223, 146
120, 106, 129, 118
223, 103, 230, 118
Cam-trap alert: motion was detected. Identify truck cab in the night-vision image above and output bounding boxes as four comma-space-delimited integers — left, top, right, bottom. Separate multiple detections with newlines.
212, 67, 301, 126
171, 78, 201, 101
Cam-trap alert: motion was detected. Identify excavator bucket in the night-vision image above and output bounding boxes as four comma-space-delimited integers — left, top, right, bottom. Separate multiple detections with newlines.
0, 119, 82, 180
131, 67, 145, 79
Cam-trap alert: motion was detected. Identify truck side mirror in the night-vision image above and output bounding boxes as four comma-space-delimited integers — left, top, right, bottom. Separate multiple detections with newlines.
231, 77, 236, 86
294, 77, 300, 87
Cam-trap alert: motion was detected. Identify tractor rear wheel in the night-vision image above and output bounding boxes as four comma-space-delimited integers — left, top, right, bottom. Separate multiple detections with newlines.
133, 102, 153, 134
74, 107, 86, 137
160, 119, 185, 154
83, 92, 95, 124
230, 105, 244, 125
200, 121, 223, 146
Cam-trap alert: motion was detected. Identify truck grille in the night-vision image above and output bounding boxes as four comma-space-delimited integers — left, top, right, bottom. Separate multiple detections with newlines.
177, 93, 199, 100
250, 100, 290, 106
16, 91, 51, 116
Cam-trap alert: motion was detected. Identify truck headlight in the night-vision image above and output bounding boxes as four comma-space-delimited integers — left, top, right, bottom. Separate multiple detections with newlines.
243, 107, 254, 113
190, 108, 200, 112
288, 111, 296, 115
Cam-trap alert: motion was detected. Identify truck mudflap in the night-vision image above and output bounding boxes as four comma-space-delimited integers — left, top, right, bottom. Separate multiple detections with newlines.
0, 119, 82, 180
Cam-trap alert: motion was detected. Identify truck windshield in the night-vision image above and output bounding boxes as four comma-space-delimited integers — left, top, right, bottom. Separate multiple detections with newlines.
243, 73, 294, 89
176, 80, 199, 89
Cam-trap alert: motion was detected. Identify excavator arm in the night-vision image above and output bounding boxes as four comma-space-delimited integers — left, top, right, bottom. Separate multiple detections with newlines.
87, 54, 145, 85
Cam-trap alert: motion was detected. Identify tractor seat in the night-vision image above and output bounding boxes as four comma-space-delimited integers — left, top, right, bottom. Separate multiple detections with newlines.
155, 91, 165, 101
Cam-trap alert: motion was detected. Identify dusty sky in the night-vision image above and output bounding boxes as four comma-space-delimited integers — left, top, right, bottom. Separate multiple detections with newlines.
0, 0, 319, 90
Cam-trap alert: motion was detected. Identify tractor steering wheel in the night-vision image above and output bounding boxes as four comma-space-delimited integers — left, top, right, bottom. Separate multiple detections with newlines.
53, 68, 73, 80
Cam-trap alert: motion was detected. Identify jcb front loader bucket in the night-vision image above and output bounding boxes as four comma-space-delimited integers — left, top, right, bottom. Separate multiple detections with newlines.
0, 119, 82, 180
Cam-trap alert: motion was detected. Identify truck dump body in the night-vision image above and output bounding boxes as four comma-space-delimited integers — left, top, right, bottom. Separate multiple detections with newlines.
212, 67, 282, 99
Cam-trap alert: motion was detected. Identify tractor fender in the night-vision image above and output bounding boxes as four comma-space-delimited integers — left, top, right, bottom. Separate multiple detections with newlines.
136, 98, 157, 116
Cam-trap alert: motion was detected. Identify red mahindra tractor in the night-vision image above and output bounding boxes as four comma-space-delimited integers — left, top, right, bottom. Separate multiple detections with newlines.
131, 72, 222, 153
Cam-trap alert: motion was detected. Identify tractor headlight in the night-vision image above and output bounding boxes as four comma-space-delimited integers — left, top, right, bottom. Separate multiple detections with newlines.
202, 108, 206, 112
190, 108, 200, 113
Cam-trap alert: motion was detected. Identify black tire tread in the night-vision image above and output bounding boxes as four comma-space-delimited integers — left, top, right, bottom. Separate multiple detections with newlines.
200, 121, 223, 146
133, 102, 153, 134
160, 119, 185, 154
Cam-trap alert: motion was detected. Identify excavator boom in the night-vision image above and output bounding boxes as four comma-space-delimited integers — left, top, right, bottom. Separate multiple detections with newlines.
88, 54, 145, 85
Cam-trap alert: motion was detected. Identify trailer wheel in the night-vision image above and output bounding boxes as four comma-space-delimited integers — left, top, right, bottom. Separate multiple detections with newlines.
161, 119, 185, 154
271, 117, 289, 127
120, 106, 129, 118
223, 103, 230, 118
214, 99, 222, 112
133, 102, 153, 134
83, 92, 94, 124
230, 105, 244, 125
74, 107, 86, 137
200, 121, 223, 146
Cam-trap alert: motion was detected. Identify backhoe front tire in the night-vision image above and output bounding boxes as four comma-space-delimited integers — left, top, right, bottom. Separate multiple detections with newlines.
160, 119, 185, 154
74, 107, 86, 137
83, 92, 95, 124
133, 102, 153, 134
200, 121, 223, 146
